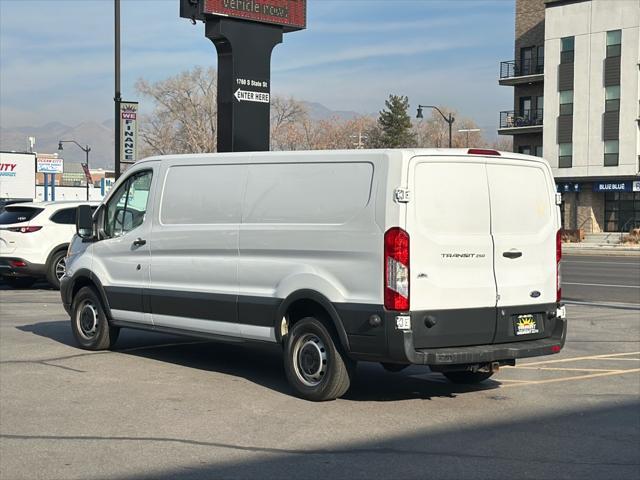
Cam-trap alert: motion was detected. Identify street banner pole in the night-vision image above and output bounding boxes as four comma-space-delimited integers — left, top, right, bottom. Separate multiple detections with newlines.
114, 0, 122, 179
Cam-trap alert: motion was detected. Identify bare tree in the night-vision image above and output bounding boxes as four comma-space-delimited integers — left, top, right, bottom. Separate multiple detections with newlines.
135, 67, 217, 156
136, 72, 500, 156
492, 136, 513, 152
270, 96, 307, 150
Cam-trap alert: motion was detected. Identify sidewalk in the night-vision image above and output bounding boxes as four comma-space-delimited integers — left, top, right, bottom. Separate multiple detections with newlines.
563, 243, 640, 256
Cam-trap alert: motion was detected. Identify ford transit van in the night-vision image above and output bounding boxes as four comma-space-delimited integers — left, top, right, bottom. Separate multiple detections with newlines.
61, 149, 567, 401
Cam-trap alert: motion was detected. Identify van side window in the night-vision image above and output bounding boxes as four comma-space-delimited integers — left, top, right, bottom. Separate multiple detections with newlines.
104, 170, 153, 238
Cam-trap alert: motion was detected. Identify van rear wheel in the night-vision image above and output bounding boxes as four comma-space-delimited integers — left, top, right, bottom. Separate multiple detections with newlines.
284, 317, 354, 401
442, 371, 494, 384
70, 286, 119, 350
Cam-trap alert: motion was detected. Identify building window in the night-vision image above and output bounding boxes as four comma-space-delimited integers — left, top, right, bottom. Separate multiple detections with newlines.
604, 192, 640, 232
535, 145, 543, 158
606, 30, 621, 58
536, 46, 544, 73
604, 140, 619, 166
559, 143, 572, 168
559, 90, 573, 115
605, 85, 620, 111
518, 146, 531, 155
561, 36, 574, 63
520, 47, 534, 75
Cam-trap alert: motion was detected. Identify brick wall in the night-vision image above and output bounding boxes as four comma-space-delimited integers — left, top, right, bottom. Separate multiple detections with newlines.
515, 0, 546, 55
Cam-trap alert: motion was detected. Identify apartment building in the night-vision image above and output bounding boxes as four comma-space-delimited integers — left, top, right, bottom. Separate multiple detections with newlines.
499, 0, 640, 233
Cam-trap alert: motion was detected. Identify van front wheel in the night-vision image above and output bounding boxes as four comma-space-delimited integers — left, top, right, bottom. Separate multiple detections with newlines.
70, 286, 119, 350
284, 317, 354, 401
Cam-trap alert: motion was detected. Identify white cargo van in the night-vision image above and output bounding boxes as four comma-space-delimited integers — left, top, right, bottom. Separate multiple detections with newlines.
61, 149, 566, 401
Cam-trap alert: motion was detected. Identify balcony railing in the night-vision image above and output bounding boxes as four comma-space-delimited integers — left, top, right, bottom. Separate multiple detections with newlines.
499, 109, 544, 129
500, 59, 544, 79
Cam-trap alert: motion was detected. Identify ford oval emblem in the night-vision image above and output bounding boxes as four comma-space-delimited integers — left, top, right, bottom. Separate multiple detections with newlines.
530, 290, 541, 298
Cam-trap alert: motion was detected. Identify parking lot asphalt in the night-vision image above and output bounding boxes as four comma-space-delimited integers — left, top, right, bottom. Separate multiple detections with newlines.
1, 285, 639, 480
562, 254, 640, 305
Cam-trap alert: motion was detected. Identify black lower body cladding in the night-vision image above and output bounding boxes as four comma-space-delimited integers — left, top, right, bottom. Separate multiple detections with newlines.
62, 271, 566, 367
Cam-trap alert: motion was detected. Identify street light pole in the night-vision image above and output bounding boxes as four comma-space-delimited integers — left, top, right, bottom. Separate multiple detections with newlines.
416, 105, 455, 148
114, 0, 121, 179
58, 140, 91, 201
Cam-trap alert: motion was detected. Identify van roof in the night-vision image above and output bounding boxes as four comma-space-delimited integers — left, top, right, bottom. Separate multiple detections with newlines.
137, 148, 550, 167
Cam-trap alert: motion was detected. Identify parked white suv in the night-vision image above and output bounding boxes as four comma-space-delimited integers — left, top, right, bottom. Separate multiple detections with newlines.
62, 149, 567, 401
0, 201, 98, 289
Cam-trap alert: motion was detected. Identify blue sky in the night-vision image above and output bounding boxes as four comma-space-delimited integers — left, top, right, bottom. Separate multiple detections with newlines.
0, 0, 515, 136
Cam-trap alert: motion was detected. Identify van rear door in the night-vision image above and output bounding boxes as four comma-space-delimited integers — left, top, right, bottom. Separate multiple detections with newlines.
486, 159, 558, 343
406, 158, 497, 348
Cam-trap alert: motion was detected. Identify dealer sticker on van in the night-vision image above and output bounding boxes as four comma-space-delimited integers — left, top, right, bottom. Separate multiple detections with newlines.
515, 314, 539, 335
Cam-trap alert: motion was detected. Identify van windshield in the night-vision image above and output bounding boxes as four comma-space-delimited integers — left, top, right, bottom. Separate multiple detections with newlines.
0, 207, 43, 225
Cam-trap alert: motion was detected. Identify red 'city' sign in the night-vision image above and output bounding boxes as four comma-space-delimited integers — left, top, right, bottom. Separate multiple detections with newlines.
204, 0, 306, 30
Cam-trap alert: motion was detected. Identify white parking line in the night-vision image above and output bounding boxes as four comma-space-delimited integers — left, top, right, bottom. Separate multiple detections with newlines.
563, 282, 640, 289
521, 351, 640, 366
501, 368, 640, 388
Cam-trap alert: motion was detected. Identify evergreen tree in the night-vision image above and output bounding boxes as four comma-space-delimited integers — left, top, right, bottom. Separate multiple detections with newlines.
376, 94, 416, 148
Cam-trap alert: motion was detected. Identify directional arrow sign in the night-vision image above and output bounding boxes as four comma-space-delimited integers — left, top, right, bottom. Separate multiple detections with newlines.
234, 88, 270, 104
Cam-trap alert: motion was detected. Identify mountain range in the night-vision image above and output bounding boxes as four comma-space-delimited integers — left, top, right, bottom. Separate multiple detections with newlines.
0, 102, 361, 170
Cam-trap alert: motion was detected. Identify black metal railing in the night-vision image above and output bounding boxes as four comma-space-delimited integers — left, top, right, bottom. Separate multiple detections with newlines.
500, 58, 544, 79
499, 109, 544, 129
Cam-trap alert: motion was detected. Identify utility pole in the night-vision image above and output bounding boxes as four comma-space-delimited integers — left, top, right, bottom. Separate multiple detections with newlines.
350, 131, 368, 149
114, 0, 121, 179
457, 128, 481, 148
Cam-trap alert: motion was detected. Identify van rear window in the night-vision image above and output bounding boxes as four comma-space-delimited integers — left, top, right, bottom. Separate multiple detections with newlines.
0, 207, 43, 225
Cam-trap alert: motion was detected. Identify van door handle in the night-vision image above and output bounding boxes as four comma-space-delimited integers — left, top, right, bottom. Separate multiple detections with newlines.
503, 250, 522, 259
133, 238, 146, 247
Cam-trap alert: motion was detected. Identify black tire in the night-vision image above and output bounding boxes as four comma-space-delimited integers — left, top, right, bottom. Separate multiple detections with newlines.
70, 286, 119, 350
443, 371, 494, 384
284, 317, 355, 401
2, 277, 36, 289
381, 362, 409, 373
46, 249, 67, 290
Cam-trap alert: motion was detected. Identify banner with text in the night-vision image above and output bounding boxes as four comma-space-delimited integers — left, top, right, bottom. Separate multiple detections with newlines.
120, 101, 139, 165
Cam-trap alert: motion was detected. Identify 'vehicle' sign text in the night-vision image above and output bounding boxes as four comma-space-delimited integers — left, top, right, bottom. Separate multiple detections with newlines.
203, 0, 306, 30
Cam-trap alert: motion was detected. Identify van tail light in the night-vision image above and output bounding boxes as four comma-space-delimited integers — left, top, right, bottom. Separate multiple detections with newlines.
384, 227, 410, 311
9, 260, 27, 268
556, 229, 562, 302
7, 226, 42, 233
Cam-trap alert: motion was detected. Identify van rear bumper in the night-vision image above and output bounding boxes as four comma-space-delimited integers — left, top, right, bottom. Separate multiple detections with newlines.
399, 316, 567, 366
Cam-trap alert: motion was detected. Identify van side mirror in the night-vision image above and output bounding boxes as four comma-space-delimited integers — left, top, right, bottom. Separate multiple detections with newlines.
76, 204, 94, 239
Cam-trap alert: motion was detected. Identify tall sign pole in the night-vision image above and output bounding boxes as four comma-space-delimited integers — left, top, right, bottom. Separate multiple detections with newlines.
114, 0, 122, 179
180, 0, 306, 153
